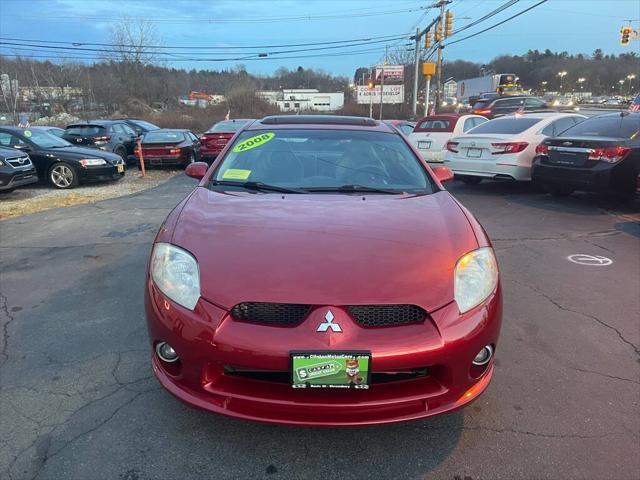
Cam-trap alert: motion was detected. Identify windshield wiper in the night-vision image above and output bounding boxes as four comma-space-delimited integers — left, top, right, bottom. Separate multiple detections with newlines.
210, 180, 307, 194
305, 184, 403, 194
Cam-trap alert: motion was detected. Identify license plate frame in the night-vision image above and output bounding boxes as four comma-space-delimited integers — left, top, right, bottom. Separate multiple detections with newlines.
467, 147, 482, 158
116, 164, 125, 173
290, 351, 371, 389
418, 140, 432, 150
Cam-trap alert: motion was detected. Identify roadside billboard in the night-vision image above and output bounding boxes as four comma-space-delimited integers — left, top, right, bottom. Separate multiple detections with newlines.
356, 85, 404, 104
374, 65, 404, 82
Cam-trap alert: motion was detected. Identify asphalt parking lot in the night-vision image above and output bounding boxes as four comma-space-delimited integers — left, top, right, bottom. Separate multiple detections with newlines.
1, 175, 638, 480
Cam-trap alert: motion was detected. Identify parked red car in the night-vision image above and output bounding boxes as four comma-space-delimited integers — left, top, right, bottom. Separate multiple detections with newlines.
199, 119, 253, 163
145, 115, 502, 426
135, 129, 201, 167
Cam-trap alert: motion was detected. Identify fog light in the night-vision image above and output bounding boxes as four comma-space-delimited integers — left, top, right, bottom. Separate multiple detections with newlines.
156, 341, 179, 363
472, 345, 493, 366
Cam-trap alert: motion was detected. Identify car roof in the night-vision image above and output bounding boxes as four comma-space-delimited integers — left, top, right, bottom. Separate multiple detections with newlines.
0, 126, 28, 134
67, 120, 111, 127
26, 125, 62, 130
247, 115, 394, 132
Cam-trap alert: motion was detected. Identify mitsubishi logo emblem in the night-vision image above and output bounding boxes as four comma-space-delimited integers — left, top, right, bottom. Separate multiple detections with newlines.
317, 310, 342, 333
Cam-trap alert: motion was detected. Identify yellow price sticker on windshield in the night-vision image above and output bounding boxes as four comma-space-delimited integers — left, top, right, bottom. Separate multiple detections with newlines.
232, 132, 275, 153
222, 168, 252, 180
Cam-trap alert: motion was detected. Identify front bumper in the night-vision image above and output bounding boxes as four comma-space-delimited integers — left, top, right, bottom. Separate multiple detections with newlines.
79, 164, 125, 183
0, 167, 38, 191
145, 280, 502, 426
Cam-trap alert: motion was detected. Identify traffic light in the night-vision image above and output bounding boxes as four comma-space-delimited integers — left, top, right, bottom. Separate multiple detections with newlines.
445, 10, 454, 37
621, 26, 632, 46
434, 23, 443, 42
424, 32, 431, 49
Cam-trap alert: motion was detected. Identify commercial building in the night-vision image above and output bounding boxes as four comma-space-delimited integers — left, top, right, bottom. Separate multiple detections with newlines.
258, 89, 344, 112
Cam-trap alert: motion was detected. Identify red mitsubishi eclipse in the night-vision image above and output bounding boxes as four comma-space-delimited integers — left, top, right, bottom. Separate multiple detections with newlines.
145, 115, 502, 426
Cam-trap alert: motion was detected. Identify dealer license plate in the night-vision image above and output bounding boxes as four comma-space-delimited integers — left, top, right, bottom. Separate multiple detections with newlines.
418, 141, 432, 149
466, 148, 482, 158
117, 164, 125, 173
291, 351, 371, 389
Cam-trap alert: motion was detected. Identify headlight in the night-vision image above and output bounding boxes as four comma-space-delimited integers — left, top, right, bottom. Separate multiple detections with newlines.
79, 158, 107, 167
454, 247, 498, 313
0, 159, 4, 166
151, 243, 200, 310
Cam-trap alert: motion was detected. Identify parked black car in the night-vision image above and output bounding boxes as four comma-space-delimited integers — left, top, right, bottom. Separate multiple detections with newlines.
532, 112, 640, 197
112, 118, 160, 136
0, 146, 38, 193
0, 127, 125, 189
62, 120, 138, 163
137, 129, 201, 167
472, 95, 548, 119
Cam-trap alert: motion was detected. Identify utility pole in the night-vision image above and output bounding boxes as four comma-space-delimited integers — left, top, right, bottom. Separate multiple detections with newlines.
410, 15, 440, 117
412, 28, 420, 118
434, 0, 447, 114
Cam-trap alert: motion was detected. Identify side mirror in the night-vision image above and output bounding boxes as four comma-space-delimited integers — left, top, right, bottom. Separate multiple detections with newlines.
185, 161, 209, 180
432, 166, 454, 183
13, 144, 31, 153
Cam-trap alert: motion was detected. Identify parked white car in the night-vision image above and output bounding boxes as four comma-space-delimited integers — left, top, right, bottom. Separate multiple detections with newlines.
408, 114, 488, 165
443, 112, 586, 183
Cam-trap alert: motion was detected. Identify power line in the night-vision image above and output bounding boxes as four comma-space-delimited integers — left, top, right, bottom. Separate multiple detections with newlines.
445, 0, 549, 46
451, 0, 519, 35
0, 35, 410, 58
0, 33, 412, 50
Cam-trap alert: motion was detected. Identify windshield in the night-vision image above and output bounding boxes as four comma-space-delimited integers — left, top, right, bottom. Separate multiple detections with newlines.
143, 131, 185, 143
24, 129, 72, 148
212, 129, 433, 194
209, 120, 249, 133
559, 114, 640, 139
468, 117, 540, 134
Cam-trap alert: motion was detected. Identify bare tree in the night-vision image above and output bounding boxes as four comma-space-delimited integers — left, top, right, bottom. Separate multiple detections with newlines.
105, 16, 161, 65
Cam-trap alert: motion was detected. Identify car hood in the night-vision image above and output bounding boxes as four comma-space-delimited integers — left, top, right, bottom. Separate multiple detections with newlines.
38, 146, 121, 162
171, 187, 479, 312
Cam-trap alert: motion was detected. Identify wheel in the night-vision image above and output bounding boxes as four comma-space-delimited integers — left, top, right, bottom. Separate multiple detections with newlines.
49, 162, 79, 189
460, 176, 483, 185
549, 185, 574, 197
115, 147, 128, 164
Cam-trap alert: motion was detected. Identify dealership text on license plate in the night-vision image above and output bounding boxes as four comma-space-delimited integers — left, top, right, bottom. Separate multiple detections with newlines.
290, 351, 371, 389
117, 164, 124, 173
467, 148, 482, 158
418, 141, 432, 149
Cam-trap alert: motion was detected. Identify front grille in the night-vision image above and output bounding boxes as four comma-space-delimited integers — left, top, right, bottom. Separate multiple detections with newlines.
224, 366, 429, 385
231, 302, 312, 326
6, 156, 32, 168
347, 305, 426, 328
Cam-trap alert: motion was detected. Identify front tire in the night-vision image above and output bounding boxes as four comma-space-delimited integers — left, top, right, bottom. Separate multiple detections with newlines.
49, 162, 79, 189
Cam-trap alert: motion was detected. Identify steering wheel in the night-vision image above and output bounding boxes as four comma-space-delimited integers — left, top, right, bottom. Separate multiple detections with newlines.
352, 165, 390, 184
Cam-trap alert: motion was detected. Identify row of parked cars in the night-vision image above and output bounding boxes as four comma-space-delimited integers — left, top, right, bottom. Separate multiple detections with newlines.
0, 117, 251, 193
406, 110, 640, 198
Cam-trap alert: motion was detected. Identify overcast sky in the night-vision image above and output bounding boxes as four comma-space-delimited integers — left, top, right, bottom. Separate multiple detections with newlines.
1, 0, 638, 77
